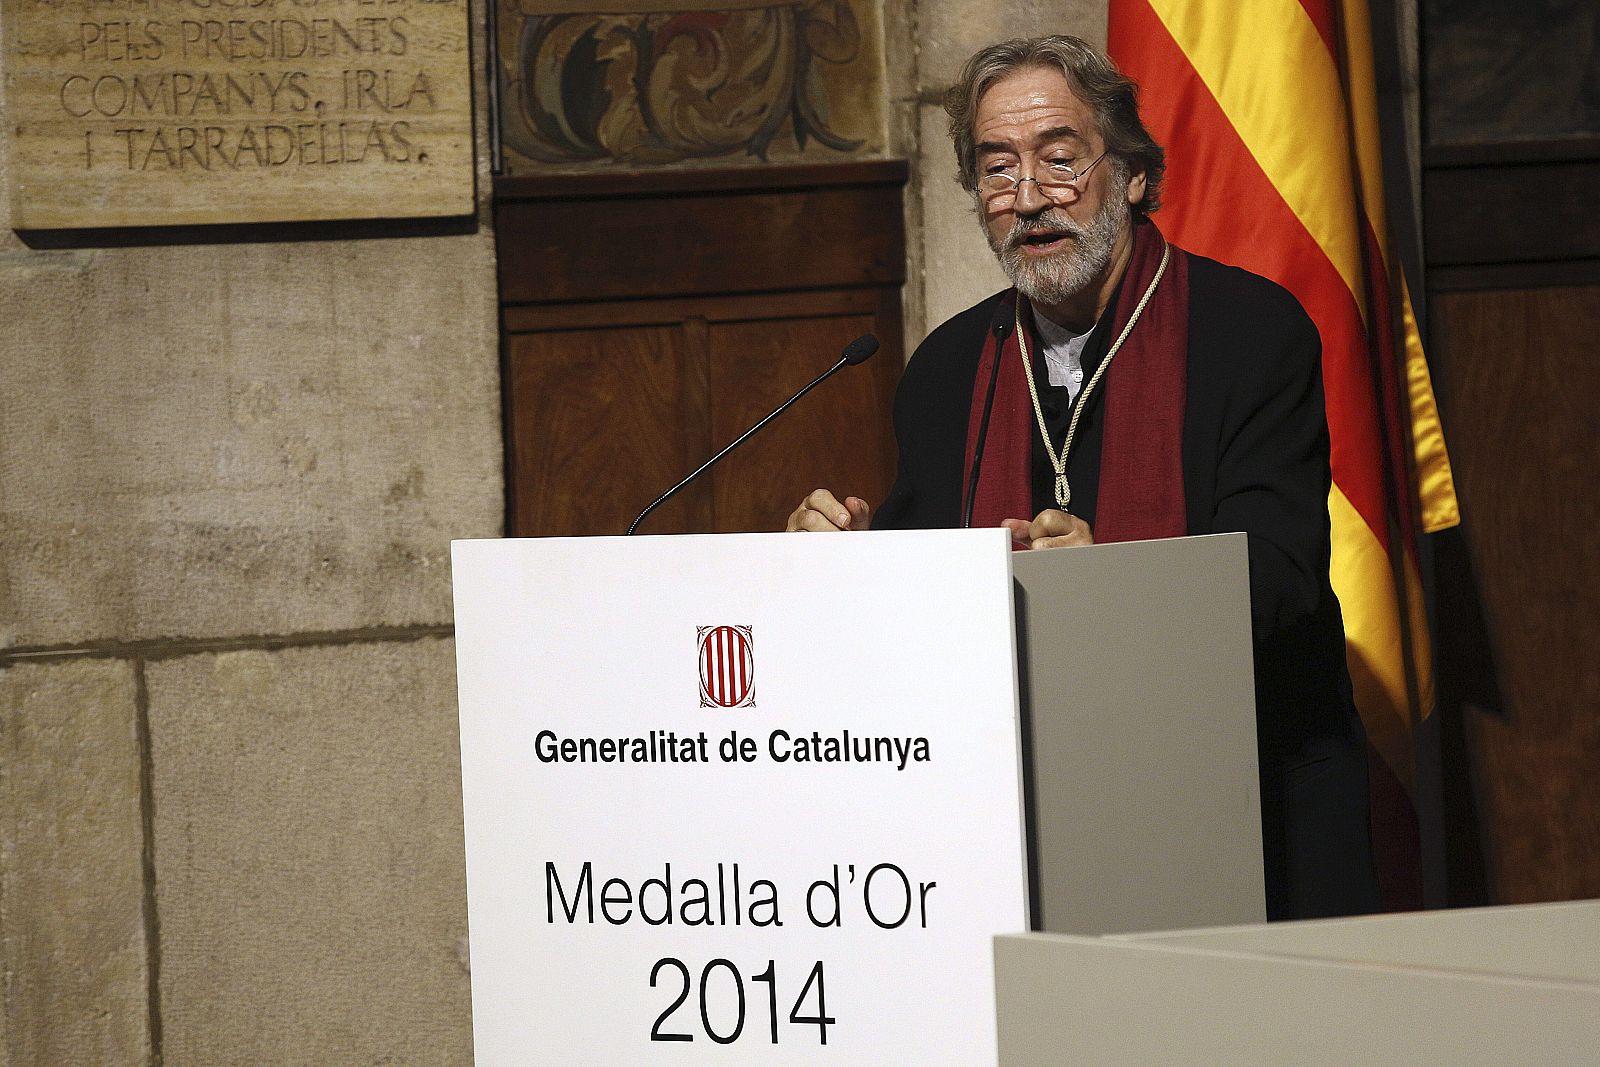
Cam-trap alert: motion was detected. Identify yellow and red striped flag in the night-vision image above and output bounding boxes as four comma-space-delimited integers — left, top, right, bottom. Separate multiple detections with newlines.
1108, 0, 1460, 908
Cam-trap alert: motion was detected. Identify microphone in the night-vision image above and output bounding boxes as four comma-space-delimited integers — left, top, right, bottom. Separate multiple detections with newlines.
962, 317, 1011, 529
627, 333, 881, 535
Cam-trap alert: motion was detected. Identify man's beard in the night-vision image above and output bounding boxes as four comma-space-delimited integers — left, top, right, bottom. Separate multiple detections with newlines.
986, 182, 1127, 308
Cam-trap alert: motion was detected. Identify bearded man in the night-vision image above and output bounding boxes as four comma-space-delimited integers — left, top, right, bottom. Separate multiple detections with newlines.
785, 34, 1382, 921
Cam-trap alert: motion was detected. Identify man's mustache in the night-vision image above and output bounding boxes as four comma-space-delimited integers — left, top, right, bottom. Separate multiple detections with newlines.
1001, 209, 1083, 254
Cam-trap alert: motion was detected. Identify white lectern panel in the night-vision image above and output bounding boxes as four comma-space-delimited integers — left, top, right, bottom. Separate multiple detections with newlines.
1119, 899, 1600, 983
996, 902, 1600, 1065
452, 530, 1028, 1065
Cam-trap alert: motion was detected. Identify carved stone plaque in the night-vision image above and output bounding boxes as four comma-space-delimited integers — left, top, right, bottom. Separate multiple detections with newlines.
3, 0, 475, 229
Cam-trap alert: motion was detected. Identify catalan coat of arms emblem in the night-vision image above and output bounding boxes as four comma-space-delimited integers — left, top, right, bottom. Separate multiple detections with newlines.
697, 625, 754, 708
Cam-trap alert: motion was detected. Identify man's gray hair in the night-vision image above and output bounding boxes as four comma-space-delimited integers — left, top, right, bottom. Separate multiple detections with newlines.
944, 35, 1166, 216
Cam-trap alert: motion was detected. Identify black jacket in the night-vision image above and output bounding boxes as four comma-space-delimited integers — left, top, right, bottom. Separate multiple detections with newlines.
875, 253, 1380, 919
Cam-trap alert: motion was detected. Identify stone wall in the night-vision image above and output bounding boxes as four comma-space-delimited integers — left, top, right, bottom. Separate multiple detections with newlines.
0, 3, 1115, 1063
0, 5, 500, 1064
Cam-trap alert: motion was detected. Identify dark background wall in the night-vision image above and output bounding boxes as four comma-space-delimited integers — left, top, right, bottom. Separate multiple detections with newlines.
1420, 0, 1600, 905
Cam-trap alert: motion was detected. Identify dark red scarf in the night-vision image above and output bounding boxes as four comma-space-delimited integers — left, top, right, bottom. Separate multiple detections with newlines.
961, 220, 1190, 543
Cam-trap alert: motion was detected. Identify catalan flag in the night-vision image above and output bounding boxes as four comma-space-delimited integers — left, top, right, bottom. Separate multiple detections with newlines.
1108, 0, 1460, 908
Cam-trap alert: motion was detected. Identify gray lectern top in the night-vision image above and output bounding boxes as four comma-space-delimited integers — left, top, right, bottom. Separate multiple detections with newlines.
1011, 532, 1264, 935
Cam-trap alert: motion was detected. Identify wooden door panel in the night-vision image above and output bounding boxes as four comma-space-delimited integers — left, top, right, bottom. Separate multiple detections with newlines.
495, 164, 905, 306
506, 325, 709, 536
496, 163, 907, 538
707, 313, 897, 532
1431, 284, 1600, 903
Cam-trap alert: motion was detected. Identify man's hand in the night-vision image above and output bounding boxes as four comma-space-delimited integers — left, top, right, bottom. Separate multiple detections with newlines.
786, 489, 871, 532
1001, 509, 1094, 549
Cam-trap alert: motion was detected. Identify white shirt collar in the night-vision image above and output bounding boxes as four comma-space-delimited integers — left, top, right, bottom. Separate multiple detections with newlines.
1031, 306, 1097, 402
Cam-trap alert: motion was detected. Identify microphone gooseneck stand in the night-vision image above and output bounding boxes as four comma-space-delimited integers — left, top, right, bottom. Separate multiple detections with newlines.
962, 318, 1012, 529
627, 333, 881, 536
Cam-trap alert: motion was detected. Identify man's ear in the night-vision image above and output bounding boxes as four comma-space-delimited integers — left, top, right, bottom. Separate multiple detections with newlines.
1126, 164, 1148, 207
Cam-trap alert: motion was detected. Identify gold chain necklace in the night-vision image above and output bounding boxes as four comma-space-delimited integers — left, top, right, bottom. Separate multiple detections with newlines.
1016, 243, 1170, 512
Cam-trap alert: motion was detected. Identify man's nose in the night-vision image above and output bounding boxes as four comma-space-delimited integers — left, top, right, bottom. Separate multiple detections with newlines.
1013, 175, 1049, 215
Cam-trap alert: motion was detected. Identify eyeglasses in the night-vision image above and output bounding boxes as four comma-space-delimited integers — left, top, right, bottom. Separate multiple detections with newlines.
977, 152, 1107, 204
